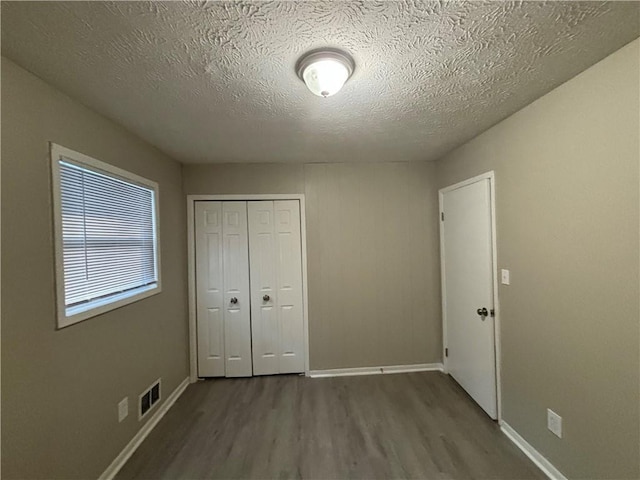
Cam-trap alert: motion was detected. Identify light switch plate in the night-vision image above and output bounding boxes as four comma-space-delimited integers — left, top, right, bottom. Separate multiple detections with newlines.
118, 397, 129, 423
501, 269, 510, 285
547, 408, 562, 438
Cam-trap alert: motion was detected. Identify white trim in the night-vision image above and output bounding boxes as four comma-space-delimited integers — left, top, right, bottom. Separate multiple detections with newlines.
188, 194, 304, 201
187, 199, 197, 382
439, 188, 447, 374
64, 285, 160, 320
51, 143, 159, 190
299, 196, 311, 377
439, 171, 502, 421
500, 421, 568, 480
50, 143, 162, 329
186, 194, 310, 381
99, 377, 189, 480
309, 363, 444, 378
438, 171, 495, 195
489, 173, 502, 420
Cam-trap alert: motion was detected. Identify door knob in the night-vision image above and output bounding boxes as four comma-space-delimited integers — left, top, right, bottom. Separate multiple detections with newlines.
230, 297, 238, 304
477, 307, 488, 317
263, 295, 270, 301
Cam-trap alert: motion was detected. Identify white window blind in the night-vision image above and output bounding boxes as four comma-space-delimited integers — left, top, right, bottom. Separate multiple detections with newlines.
52, 145, 161, 327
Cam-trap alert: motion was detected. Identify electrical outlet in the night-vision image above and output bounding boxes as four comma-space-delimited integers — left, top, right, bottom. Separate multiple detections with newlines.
501, 269, 510, 285
547, 409, 562, 438
118, 397, 128, 423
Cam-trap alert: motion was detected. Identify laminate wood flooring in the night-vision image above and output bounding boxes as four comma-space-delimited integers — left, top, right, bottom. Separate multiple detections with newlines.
116, 372, 545, 479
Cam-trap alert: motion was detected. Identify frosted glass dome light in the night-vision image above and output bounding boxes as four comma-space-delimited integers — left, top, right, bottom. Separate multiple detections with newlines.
296, 49, 355, 98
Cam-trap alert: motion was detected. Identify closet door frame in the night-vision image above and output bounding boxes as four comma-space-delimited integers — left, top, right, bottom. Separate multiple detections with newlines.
187, 194, 310, 382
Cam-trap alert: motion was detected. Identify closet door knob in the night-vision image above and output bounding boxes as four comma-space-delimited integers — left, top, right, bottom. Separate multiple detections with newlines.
230, 297, 238, 304
263, 295, 270, 301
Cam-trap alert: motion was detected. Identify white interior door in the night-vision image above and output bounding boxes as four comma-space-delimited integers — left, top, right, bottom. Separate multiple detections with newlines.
441, 177, 497, 419
274, 200, 304, 373
221, 202, 252, 377
194, 201, 225, 377
248, 200, 304, 375
248, 201, 279, 375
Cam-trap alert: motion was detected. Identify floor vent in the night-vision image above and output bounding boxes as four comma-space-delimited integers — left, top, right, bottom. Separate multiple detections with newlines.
139, 378, 161, 420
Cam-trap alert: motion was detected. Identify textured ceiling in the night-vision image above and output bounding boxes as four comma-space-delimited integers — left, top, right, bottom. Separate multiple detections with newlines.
2, 1, 639, 164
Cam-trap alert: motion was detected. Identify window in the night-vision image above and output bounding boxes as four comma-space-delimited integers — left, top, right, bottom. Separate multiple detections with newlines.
51, 144, 161, 328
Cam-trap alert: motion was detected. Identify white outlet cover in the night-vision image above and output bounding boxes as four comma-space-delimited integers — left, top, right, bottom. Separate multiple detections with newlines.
501, 269, 510, 285
547, 408, 562, 438
118, 397, 129, 423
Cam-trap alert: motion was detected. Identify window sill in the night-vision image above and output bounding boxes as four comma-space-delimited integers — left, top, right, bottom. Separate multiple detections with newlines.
57, 283, 161, 329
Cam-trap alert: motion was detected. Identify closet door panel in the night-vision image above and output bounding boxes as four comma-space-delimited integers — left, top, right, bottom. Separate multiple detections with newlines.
274, 200, 305, 373
195, 202, 225, 377
248, 201, 279, 375
222, 202, 253, 377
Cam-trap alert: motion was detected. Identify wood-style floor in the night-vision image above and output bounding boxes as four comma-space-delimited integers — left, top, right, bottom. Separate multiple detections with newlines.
116, 372, 545, 479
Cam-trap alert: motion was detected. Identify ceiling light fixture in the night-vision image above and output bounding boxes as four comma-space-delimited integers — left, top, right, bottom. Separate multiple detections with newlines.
296, 49, 355, 98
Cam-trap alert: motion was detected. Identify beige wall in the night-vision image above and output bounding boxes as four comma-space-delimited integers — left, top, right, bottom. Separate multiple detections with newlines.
183, 162, 442, 370
436, 39, 639, 478
1, 57, 189, 479
184, 163, 305, 195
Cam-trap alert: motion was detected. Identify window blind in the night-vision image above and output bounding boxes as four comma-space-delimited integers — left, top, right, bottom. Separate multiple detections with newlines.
59, 160, 158, 313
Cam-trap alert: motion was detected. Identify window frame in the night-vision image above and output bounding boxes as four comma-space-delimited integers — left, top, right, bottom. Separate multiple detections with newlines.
50, 143, 162, 329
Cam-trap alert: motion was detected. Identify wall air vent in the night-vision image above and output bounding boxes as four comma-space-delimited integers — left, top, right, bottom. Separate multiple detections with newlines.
139, 378, 161, 420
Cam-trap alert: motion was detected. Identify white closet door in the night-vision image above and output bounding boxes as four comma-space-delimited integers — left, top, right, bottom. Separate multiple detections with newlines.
274, 200, 304, 373
248, 200, 304, 374
194, 201, 225, 377
221, 202, 253, 377
248, 201, 279, 375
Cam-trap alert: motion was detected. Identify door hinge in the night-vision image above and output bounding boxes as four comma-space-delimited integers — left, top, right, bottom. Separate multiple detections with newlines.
441, 212, 444, 221
445, 348, 448, 357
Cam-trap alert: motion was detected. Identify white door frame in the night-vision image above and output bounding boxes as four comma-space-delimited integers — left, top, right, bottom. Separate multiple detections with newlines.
187, 194, 310, 382
439, 171, 502, 422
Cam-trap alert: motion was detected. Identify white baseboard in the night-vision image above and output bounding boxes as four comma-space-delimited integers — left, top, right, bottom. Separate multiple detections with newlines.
500, 421, 568, 480
308, 363, 444, 378
99, 377, 190, 480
